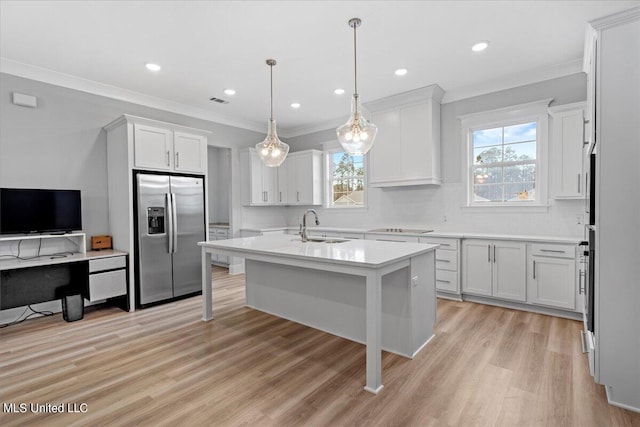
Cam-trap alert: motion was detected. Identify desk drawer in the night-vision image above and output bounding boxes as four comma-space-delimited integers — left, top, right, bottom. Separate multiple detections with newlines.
87, 270, 127, 301
89, 256, 126, 273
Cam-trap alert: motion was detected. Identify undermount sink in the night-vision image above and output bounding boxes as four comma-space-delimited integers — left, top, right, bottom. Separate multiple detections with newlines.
291, 237, 348, 244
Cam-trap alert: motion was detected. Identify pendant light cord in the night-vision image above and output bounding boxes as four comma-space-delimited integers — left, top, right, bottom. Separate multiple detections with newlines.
270, 63, 274, 121
353, 23, 358, 96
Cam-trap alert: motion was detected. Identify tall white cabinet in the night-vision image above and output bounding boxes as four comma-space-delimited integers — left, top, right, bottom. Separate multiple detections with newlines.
584, 7, 640, 412
104, 115, 210, 311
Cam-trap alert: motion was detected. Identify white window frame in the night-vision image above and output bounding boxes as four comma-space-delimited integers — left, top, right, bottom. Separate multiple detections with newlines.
459, 99, 552, 212
322, 141, 368, 210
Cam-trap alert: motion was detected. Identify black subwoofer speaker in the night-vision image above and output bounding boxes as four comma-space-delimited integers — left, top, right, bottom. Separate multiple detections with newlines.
62, 294, 84, 322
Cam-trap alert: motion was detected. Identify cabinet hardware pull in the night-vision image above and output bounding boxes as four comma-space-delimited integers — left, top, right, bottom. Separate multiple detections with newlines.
166, 150, 170, 166
175, 152, 180, 168
297, 191, 300, 202
577, 173, 581, 193
493, 245, 496, 263
436, 279, 451, 283
279, 192, 282, 203
533, 260, 536, 279
540, 249, 565, 253
488, 244, 491, 262
265, 191, 268, 202
436, 259, 450, 263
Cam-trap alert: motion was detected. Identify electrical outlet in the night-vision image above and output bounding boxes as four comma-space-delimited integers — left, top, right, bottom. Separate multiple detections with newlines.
576, 214, 582, 225
443, 215, 448, 223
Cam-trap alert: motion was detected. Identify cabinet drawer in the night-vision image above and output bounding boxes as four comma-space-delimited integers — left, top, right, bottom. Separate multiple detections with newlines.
420, 237, 459, 251
368, 234, 419, 243
531, 244, 575, 258
436, 270, 459, 293
215, 229, 229, 238
87, 270, 127, 301
435, 250, 457, 271
89, 256, 126, 273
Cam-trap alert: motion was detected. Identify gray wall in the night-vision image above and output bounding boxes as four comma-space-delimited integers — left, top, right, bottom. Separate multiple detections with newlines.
0, 72, 264, 240
207, 146, 231, 224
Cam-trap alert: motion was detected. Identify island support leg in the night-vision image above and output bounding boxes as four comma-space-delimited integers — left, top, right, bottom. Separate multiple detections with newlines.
364, 270, 383, 394
202, 249, 213, 321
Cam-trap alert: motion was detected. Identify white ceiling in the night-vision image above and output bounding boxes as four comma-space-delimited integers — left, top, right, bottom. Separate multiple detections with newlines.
0, 1, 637, 136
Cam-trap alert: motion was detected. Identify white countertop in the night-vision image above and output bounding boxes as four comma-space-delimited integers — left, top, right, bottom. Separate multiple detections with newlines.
199, 234, 438, 268
240, 225, 582, 244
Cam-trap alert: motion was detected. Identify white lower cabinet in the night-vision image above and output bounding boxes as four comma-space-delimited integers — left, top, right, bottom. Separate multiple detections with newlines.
420, 237, 460, 295
208, 227, 230, 265
85, 256, 128, 302
462, 240, 527, 302
528, 243, 576, 310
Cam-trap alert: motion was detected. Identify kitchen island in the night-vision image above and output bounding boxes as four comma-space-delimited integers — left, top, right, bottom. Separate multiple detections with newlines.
199, 234, 438, 394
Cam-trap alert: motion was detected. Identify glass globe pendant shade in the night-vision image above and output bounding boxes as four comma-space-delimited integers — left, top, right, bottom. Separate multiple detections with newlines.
256, 119, 289, 167
336, 94, 377, 155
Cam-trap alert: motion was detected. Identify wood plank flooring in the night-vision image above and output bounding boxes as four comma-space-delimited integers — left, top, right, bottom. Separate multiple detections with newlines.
1, 266, 639, 426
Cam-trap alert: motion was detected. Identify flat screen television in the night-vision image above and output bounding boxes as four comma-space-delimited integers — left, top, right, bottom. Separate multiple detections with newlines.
0, 188, 82, 235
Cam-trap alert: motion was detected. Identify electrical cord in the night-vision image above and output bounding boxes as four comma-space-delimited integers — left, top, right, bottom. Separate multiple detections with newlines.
0, 239, 73, 260
0, 305, 54, 328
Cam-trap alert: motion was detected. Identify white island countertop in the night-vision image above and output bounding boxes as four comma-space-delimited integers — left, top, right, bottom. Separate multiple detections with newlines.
198, 234, 438, 268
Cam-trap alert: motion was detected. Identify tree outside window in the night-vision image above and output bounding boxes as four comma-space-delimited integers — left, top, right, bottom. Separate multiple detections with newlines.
329, 151, 365, 207
472, 122, 537, 203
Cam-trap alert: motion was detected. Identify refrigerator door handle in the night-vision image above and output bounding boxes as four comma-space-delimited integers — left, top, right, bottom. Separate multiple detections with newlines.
166, 193, 174, 253
171, 192, 178, 253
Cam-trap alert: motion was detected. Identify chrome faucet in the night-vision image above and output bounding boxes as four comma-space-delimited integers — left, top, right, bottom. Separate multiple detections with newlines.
300, 209, 319, 242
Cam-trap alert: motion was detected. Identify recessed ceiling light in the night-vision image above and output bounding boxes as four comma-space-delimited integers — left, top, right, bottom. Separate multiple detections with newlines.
224, 89, 236, 96
290, 103, 301, 109
334, 88, 345, 95
145, 63, 161, 72
471, 41, 489, 52
394, 68, 408, 76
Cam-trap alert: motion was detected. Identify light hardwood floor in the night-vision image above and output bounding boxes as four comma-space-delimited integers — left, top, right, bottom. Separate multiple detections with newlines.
1, 266, 638, 427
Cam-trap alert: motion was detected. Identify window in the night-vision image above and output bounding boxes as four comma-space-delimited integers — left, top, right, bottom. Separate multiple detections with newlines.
327, 149, 366, 207
472, 122, 537, 202
461, 99, 550, 209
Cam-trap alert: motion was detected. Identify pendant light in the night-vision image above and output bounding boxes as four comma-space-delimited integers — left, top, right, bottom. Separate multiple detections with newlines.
256, 59, 289, 167
336, 18, 377, 155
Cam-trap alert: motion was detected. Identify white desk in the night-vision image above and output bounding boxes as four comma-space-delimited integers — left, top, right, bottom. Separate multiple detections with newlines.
0, 249, 128, 311
199, 234, 438, 394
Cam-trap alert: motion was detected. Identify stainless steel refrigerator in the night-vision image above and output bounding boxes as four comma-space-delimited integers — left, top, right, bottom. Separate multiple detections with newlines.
135, 173, 205, 306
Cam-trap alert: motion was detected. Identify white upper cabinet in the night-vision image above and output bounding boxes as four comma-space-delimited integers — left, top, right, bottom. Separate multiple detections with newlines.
285, 150, 323, 205
133, 124, 174, 170
174, 132, 207, 173
367, 85, 444, 187
241, 148, 322, 206
241, 148, 278, 206
132, 122, 207, 174
549, 103, 587, 199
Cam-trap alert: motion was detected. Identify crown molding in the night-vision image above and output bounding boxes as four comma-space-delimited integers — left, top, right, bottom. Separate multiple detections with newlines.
442, 58, 583, 104
0, 58, 266, 134
589, 5, 640, 30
